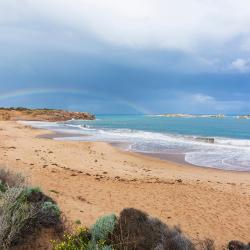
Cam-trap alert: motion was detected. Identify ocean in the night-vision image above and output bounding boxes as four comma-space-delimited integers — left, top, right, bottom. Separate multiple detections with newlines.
24, 115, 250, 171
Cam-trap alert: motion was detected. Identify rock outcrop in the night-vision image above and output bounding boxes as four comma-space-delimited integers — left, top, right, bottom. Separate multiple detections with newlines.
195, 137, 215, 143
0, 107, 95, 121
237, 115, 250, 119
159, 113, 225, 118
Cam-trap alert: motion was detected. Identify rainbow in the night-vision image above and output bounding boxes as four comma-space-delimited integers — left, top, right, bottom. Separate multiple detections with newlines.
0, 88, 94, 101
0, 88, 151, 114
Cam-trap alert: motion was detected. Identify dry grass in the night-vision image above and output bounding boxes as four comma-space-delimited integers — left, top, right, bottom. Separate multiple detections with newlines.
0, 168, 25, 189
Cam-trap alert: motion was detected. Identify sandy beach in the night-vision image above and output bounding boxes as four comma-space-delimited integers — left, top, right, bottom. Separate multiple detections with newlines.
0, 121, 250, 249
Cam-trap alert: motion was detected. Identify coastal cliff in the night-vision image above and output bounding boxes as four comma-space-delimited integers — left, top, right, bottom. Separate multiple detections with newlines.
0, 107, 95, 121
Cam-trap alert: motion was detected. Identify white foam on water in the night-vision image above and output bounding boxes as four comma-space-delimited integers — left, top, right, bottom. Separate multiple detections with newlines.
22, 121, 250, 171
185, 149, 250, 171
21, 121, 90, 134
215, 137, 250, 147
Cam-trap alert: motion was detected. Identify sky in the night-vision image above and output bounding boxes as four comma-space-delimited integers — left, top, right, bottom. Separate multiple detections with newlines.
1, 0, 250, 114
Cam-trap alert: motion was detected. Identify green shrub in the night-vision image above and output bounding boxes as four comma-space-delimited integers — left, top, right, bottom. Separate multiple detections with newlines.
24, 187, 41, 196
16, 187, 41, 204
52, 214, 117, 250
75, 219, 82, 225
52, 227, 112, 250
0, 168, 62, 249
52, 228, 90, 250
0, 186, 30, 249
91, 214, 117, 243
0, 180, 7, 193
42, 201, 61, 218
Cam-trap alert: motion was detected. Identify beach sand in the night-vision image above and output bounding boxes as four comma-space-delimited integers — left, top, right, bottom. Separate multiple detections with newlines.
0, 121, 250, 249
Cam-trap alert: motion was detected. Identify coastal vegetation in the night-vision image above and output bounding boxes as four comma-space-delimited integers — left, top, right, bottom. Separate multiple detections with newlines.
0, 168, 249, 250
51, 208, 250, 250
52, 208, 212, 250
0, 168, 64, 249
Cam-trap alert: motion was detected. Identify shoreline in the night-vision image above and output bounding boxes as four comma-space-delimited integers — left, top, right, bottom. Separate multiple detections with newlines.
36, 130, 195, 167
20, 119, 250, 172
32, 125, 250, 178
36, 129, 250, 173
0, 121, 250, 249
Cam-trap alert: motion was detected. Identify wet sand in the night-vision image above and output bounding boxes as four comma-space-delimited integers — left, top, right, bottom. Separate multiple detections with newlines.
143, 152, 195, 166
40, 132, 194, 167
37, 131, 88, 140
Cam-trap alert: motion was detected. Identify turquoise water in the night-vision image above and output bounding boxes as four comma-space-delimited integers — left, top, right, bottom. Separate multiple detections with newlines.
79, 115, 250, 139
25, 115, 250, 171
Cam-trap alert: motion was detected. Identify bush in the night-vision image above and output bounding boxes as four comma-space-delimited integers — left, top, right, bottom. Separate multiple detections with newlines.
0, 186, 33, 249
110, 208, 195, 250
42, 201, 61, 217
91, 214, 117, 243
228, 240, 250, 250
52, 213, 117, 250
53, 208, 217, 250
194, 238, 215, 250
52, 227, 112, 250
0, 168, 62, 250
52, 228, 91, 250
0, 168, 25, 188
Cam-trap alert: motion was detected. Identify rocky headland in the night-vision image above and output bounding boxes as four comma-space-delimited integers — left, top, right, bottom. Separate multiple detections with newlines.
237, 115, 250, 119
0, 107, 95, 121
159, 113, 225, 118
